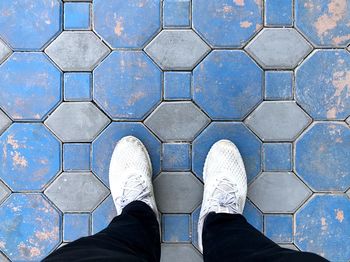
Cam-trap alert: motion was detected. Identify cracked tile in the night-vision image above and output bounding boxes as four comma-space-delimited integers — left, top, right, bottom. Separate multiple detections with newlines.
0, 39, 11, 64
145, 102, 210, 141
245, 101, 311, 141
161, 244, 202, 262
45, 31, 110, 71
245, 28, 312, 69
0, 180, 10, 204
0, 110, 11, 135
92, 195, 117, 234
45, 102, 110, 143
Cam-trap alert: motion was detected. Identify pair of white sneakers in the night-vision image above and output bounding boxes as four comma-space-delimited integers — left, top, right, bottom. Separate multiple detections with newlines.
109, 136, 247, 252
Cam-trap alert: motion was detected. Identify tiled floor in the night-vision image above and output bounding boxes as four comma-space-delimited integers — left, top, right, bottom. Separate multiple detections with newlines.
0, 0, 349, 261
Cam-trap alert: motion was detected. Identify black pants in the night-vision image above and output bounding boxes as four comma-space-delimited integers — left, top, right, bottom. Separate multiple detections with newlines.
44, 201, 328, 262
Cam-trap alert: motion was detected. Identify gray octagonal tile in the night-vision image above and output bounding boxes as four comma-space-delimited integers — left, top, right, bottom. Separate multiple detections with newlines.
245, 101, 311, 141
145, 29, 210, 70
161, 244, 202, 262
0, 39, 11, 64
245, 28, 312, 69
0, 180, 10, 204
45, 172, 109, 212
45, 102, 110, 142
248, 172, 312, 213
0, 110, 11, 135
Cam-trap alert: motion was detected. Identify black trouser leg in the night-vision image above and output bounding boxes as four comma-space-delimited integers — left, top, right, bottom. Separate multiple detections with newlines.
43, 201, 160, 262
202, 212, 329, 262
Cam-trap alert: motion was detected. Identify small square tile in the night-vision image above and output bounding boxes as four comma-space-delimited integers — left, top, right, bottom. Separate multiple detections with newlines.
265, 214, 293, 243
263, 143, 292, 171
162, 214, 190, 242
265, 71, 293, 100
163, 0, 190, 27
63, 143, 91, 171
265, 0, 293, 26
64, 3, 91, 30
164, 72, 191, 100
162, 143, 191, 171
64, 73, 92, 101
63, 213, 90, 242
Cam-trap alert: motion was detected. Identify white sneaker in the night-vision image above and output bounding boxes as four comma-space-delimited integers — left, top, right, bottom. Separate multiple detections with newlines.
198, 139, 247, 252
109, 136, 159, 221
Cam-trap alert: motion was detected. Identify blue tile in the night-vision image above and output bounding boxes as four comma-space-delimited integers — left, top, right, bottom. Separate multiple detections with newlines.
163, 0, 190, 27
63, 213, 90, 242
94, 51, 162, 120
0, 123, 61, 191
0, 52, 61, 121
191, 206, 200, 249
295, 122, 350, 191
295, 194, 350, 261
164, 72, 191, 100
162, 143, 191, 171
92, 195, 117, 234
265, 0, 293, 26
192, 122, 261, 182
265, 71, 293, 100
64, 3, 90, 30
243, 200, 263, 232
92, 122, 161, 186
263, 143, 292, 171
193, 50, 263, 120
265, 214, 293, 243
0, 193, 61, 261
63, 143, 90, 171
64, 73, 92, 101
162, 214, 190, 242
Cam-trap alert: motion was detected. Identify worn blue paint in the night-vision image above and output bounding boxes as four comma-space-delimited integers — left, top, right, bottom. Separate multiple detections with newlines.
295, 194, 350, 261
63, 213, 90, 242
295, 0, 350, 47
296, 50, 350, 120
193, 0, 262, 47
265, 71, 293, 100
295, 122, 350, 191
64, 3, 90, 30
163, 0, 190, 27
0, 193, 61, 261
243, 200, 263, 232
0, 0, 62, 51
162, 143, 191, 171
0, 52, 61, 121
191, 206, 200, 249
92, 122, 161, 186
263, 143, 292, 171
92, 195, 117, 234
265, 214, 293, 243
162, 214, 190, 242
164, 72, 191, 100
64, 73, 92, 101
63, 143, 90, 171
192, 122, 261, 182
0, 123, 61, 191
265, 0, 293, 26
94, 51, 162, 120
193, 51, 263, 120
93, 0, 161, 48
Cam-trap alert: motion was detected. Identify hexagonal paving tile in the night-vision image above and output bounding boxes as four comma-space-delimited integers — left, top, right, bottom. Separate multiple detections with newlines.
0, 193, 61, 261
295, 0, 350, 47
45, 172, 109, 212
0, 110, 11, 135
93, 0, 160, 48
0, 123, 61, 191
45, 102, 110, 143
92, 195, 117, 234
295, 122, 350, 191
192, 0, 262, 47
0, 52, 61, 121
295, 194, 350, 261
93, 51, 161, 120
144, 102, 210, 142
92, 122, 161, 186
144, 30, 210, 70
192, 122, 261, 182
45, 31, 110, 71
248, 172, 312, 213
161, 244, 202, 262
0, 180, 10, 204
245, 28, 312, 69
0, 39, 11, 64
154, 172, 203, 213
245, 101, 311, 142
193, 50, 263, 120
0, 0, 61, 50
296, 50, 350, 120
